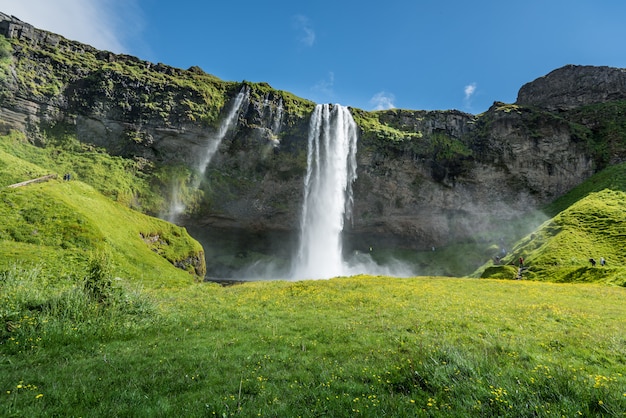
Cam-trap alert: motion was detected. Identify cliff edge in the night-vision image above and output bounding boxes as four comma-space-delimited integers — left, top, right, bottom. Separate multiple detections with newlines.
516, 64, 626, 110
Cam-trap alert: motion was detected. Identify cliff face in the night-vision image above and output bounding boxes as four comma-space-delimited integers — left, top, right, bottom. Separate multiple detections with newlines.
1, 13, 623, 274
346, 104, 594, 250
516, 65, 626, 110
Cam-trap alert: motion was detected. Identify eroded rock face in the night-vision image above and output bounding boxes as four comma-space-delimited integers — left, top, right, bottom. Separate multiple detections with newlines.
346, 104, 594, 250
516, 65, 626, 110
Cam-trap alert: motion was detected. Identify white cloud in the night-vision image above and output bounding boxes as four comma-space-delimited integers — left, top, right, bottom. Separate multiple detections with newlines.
0, 0, 143, 53
293, 14, 315, 47
369, 91, 396, 110
464, 82, 477, 101
463, 82, 478, 109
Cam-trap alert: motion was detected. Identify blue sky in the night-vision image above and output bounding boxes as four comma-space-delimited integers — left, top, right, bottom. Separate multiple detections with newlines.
1, 0, 626, 113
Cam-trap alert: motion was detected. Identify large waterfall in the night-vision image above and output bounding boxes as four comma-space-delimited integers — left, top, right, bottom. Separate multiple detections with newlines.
166, 88, 248, 223
291, 104, 358, 279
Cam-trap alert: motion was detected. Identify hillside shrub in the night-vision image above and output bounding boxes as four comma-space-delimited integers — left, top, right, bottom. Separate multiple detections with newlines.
83, 251, 116, 304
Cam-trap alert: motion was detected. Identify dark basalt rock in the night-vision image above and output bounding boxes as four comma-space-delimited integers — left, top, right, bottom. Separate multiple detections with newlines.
516, 64, 626, 110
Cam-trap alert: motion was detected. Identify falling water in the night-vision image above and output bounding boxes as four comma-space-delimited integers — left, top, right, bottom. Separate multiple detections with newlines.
271, 97, 283, 134
197, 88, 248, 178
291, 104, 358, 279
166, 88, 248, 223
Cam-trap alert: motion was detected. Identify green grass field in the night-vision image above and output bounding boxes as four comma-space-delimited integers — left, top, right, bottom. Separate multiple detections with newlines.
1, 272, 624, 417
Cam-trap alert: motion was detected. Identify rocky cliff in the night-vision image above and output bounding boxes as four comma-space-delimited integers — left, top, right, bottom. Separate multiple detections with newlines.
517, 64, 626, 110
2, 12, 625, 276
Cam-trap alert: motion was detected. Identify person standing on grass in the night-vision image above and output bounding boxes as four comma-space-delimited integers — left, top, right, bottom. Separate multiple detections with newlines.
600, 257, 606, 266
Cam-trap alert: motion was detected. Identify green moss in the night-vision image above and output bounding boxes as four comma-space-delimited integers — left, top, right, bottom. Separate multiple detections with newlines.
352, 108, 423, 144
568, 100, 626, 168
493, 102, 522, 113
427, 132, 471, 161
7, 35, 233, 126
0, 35, 12, 82
241, 80, 315, 119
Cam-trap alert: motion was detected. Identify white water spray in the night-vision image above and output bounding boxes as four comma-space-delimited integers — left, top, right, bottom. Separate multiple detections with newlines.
291, 104, 358, 279
166, 88, 248, 223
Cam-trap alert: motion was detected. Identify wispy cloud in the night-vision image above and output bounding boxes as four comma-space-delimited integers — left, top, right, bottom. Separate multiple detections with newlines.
293, 14, 316, 47
369, 91, 396, 110
0, 0, 143, 53
464, 82, 477, 108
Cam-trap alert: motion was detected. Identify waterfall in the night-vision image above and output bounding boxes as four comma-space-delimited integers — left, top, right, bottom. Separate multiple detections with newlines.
197, 88, 248, 178
271, 97, 283, 134
166, 87, 248, 223
291, 104, 358, 279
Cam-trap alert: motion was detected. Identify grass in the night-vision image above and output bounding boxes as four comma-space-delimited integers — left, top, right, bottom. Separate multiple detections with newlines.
0, 131, 165, 213
0, 135, 624, 416
0, 146, 205, 284
1, 272, 624, 417
0, 179, 204, 283
479, 162, 626, 285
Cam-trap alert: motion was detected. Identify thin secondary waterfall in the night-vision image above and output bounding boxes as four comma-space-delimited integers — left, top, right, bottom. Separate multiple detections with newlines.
271, 97, 283, 134
167, 88, 248, 222
292, 104, 358, 279
198, 88, 248, 179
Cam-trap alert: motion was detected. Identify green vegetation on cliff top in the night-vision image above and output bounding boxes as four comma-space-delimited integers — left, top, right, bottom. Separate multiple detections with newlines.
5, 33, 231, 125
4, 33, 315, 130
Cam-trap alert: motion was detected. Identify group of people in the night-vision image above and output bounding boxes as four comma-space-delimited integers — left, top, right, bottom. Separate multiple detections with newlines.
496, 255, 608, 268
589, 257, 606, 267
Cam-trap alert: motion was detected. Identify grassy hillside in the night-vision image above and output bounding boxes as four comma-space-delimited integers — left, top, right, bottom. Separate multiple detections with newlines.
1, 274, 624, 416
0, 141, 205, 284
0, 130, 166, 213
479, 162, 626, 285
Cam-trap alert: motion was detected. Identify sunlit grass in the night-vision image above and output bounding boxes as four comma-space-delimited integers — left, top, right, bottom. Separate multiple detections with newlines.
480, 162, 626, 285
481, 189, 626, 286
0, 174, 204, 285
2, 272, 624, 417
0, 131, 165, 211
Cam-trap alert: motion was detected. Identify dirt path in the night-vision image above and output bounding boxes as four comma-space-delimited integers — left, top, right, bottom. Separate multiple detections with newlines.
6, 174, 57, 188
